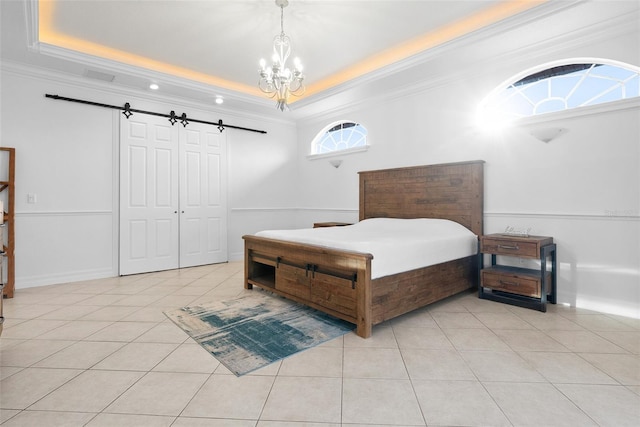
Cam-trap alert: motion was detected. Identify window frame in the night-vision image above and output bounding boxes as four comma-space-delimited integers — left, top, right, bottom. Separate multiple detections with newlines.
308, 120, 369, 160
477, 58, 640, 127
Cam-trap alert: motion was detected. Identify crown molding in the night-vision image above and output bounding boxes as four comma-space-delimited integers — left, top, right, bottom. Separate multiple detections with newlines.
481, 7, 639, 73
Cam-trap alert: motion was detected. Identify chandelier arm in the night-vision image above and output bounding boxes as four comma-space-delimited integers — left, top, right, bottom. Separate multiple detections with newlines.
257, 81, 278, 98
288, 84, 305, 97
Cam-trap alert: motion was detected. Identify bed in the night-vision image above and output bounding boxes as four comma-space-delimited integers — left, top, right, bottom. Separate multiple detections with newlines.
243, 160, 484, 338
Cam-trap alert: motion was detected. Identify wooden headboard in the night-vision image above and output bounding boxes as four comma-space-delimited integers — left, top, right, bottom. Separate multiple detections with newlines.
358, 160, 484, 236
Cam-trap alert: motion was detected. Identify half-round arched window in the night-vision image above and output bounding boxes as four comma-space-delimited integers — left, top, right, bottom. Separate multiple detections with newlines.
478, 59, 639, 128
310, 121, 368, 156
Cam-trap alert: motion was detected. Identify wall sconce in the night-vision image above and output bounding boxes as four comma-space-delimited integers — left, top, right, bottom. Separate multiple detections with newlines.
329, 159, 342, 168
530, 127, 566, 143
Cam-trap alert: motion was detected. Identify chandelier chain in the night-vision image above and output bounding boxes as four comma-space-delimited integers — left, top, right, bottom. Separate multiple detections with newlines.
280, 4, 285, 36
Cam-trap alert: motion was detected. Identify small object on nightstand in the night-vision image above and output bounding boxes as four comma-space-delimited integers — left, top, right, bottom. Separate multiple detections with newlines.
502, 225, 531, 237
478, 233, 557, 312
313, 222, 353, 228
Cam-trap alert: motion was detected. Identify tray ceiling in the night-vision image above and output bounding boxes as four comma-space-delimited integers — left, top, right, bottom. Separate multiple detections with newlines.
3, 0, 549, 111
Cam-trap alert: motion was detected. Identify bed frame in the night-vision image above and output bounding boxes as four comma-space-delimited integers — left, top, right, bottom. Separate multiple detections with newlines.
243, 160, 484, 338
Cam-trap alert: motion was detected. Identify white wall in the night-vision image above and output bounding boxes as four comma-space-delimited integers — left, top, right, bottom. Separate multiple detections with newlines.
227, 115, 299, 258
0, 65, 298, 287
293, 7, 640, 318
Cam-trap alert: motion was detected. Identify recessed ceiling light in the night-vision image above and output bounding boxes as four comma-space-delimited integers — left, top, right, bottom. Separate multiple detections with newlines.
215, 96, 224, 105
149, 83, 159, 90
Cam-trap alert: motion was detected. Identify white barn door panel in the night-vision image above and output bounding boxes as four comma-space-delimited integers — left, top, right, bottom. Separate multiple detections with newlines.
119, 116, 179, 275
179, 125, 227, 268
119, 115, 228, 276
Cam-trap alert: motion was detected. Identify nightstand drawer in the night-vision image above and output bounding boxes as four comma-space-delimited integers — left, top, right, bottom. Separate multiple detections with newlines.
481, 237, 540, 258
481, 267, 545, 298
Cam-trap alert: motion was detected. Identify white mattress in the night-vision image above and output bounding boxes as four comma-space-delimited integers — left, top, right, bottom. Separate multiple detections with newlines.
255, 218, 478, 279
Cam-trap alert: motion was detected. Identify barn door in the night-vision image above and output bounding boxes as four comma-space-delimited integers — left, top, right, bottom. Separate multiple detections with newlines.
119, 115, 179, 275
178, 124, 228, 268
119, 115, 228, 275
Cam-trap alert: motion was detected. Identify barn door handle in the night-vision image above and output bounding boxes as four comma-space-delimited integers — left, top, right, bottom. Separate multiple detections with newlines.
305, 264, 317, 278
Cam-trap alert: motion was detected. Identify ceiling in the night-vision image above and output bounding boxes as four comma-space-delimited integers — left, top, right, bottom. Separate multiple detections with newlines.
1, 0, 550, 113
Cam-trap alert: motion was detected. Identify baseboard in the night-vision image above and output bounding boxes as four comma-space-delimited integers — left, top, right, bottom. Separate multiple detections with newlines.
16, 267, 117, 290
228, 251, 244, 262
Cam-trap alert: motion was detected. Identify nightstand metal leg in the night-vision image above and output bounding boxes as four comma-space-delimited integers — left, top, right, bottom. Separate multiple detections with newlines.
477, 239, 484, 298
547, 244, 557, 304
540, 247, 547, 312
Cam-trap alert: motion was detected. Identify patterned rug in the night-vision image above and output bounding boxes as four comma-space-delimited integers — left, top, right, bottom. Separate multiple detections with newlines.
164, 292, 355, 376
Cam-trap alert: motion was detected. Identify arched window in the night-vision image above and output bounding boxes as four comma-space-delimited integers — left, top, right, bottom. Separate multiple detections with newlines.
478, 60, 639, 127
310, 121, 368, 156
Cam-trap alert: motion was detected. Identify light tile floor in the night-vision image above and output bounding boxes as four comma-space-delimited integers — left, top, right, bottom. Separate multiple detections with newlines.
1, 261, 639, 426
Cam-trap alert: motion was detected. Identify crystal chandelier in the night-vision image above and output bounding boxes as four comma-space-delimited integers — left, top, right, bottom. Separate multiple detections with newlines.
258, 0, 305, 111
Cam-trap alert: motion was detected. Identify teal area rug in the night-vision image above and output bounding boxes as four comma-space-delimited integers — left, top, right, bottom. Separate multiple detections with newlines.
165, 292, 355, 376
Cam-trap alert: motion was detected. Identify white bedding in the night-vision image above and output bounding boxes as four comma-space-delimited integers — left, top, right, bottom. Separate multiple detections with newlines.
255, 218, 478, 279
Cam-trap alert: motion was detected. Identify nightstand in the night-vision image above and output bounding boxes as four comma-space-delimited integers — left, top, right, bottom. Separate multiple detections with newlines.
313, 222, 353, 228
478, 234, 557, 312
